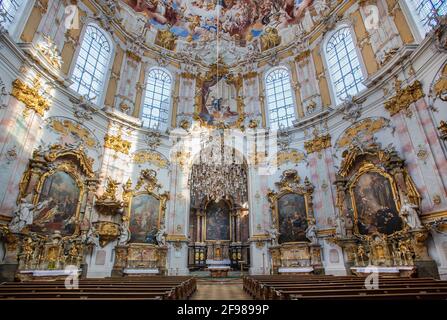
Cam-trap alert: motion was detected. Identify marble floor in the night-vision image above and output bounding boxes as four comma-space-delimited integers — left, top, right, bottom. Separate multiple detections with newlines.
190, 279, 252, 300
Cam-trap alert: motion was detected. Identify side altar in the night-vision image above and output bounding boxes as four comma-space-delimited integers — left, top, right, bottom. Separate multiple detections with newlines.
267, 170, 324, 275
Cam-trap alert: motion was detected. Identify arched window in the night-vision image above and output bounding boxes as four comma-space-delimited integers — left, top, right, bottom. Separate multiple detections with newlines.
326, 27, 365, 104
70, 24, 112, 103
409, 0, 447, 36
141, 68, 172, 130
265, 68, 296, 130
0, 0, 23, 29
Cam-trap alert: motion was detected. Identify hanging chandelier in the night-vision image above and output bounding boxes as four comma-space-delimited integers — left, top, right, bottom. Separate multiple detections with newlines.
189, 131, 248, 208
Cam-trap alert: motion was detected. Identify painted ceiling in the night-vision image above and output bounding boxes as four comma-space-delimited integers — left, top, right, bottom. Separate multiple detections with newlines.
120, 0, 319, 64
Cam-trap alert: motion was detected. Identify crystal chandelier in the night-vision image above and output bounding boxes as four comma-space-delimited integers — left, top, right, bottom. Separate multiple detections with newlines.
189, 131, 248, 208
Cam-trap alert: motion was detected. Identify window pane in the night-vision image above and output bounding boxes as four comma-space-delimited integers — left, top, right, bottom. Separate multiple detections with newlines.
411, 0, 447, 34
70, 24, 112, 103
0, 0, 22, 29
141, 68, 172, 130
326, 27, 365, 103
265, 68, 296, 129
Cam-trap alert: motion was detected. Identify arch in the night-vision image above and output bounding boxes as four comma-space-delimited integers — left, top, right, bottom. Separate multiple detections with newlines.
264, 66, 296, 129
324, 26, 365, 104
70, 23, 113, 104
141, 67, 172, 130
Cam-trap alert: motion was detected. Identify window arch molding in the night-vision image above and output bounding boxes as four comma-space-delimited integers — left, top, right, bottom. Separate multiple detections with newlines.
264, 66, 297, 130
68, 21, 115, 106
140, 66, 173, 131
322, 23, 367, 106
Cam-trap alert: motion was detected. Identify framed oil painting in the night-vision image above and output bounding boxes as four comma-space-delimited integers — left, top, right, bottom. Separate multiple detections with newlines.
206, 200, 230, 241
32, 171, 81, 236
277, 193, 308, 244
129, 193, 160, 243
351, 171, 402, 235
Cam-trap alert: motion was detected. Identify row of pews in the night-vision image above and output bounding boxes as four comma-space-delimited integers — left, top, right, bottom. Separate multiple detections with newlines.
243, 275, 447, 300
0, 276, 196, 300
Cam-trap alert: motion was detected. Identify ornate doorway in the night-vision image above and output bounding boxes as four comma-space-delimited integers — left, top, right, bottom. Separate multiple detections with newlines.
187, 142, 250, 271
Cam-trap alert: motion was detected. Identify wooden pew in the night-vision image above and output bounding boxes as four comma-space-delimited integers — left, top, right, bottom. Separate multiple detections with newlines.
0, 276, 197, 300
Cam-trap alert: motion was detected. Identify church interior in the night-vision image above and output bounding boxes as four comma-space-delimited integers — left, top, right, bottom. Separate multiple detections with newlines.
1, 0, 447, 302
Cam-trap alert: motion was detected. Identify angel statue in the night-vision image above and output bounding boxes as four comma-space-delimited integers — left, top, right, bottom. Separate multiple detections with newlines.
156, 226, 167, 246
305, 223, 318, 245
399, 198, 423, 230
9, 196, 50, 233
118, 223, 131, 245
84, 225, 99, 247
267, 227, 279, 246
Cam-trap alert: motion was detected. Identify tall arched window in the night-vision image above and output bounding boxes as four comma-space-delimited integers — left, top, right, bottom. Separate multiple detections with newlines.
409, 0, 447, 37
0, 0, 23, 29
326, 27, 365, 104
141, 68, 172, 130
265, 68, 296, 130
70, 24, 112, 103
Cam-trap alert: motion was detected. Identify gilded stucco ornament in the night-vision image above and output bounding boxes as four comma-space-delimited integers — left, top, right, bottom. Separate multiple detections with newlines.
93, 221, 121, 247
36, 34, 62, 69
155, 29, 177, 51
104, 132, 132, 155
95, 178, 124, 215
438, 120, 447, 141
304, 133, 331, 154
132, 150, 169, 168
11, 78, 50, 117
384, 79, 425, 116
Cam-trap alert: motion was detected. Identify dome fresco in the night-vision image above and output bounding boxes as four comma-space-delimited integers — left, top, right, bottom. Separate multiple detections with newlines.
121, 0, 317, 64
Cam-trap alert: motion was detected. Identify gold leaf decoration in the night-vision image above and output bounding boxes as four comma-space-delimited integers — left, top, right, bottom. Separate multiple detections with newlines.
104, 133, 132, 155
132, 150, 169, 168
384, 80, 425, 116
11, 79, 50, 117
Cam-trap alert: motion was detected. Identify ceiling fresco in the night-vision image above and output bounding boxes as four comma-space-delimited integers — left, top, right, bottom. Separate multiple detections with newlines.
121, 0, 317, 64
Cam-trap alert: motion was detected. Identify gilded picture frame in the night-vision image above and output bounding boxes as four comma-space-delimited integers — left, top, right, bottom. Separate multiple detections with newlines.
122, 170, 169, 245
347, 162, 402, 237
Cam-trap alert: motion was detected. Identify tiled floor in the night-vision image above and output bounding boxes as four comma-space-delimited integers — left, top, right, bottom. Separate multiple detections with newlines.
191, 279, 252, 300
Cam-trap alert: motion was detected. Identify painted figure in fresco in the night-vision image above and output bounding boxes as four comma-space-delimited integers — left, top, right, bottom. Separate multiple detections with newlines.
354, 172, 402, 235
123, 0, 314, 46
277, 193, 308, 243
129, 194, 159, 243
9, 196, 50, 233
399, 198, 423, 230
30, 171, 80, 236
206, 201, 230, 241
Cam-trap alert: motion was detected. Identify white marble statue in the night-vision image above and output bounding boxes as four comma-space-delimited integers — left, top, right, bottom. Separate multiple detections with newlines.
156, 226, 167, 246
335, 215, 345, 236
118, 223, 130, 245
85, 226, 100, 247
305, 223, 318, 244
399, 199, 423, 230
8, 197, 50, 233
268, 227, 279, 246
